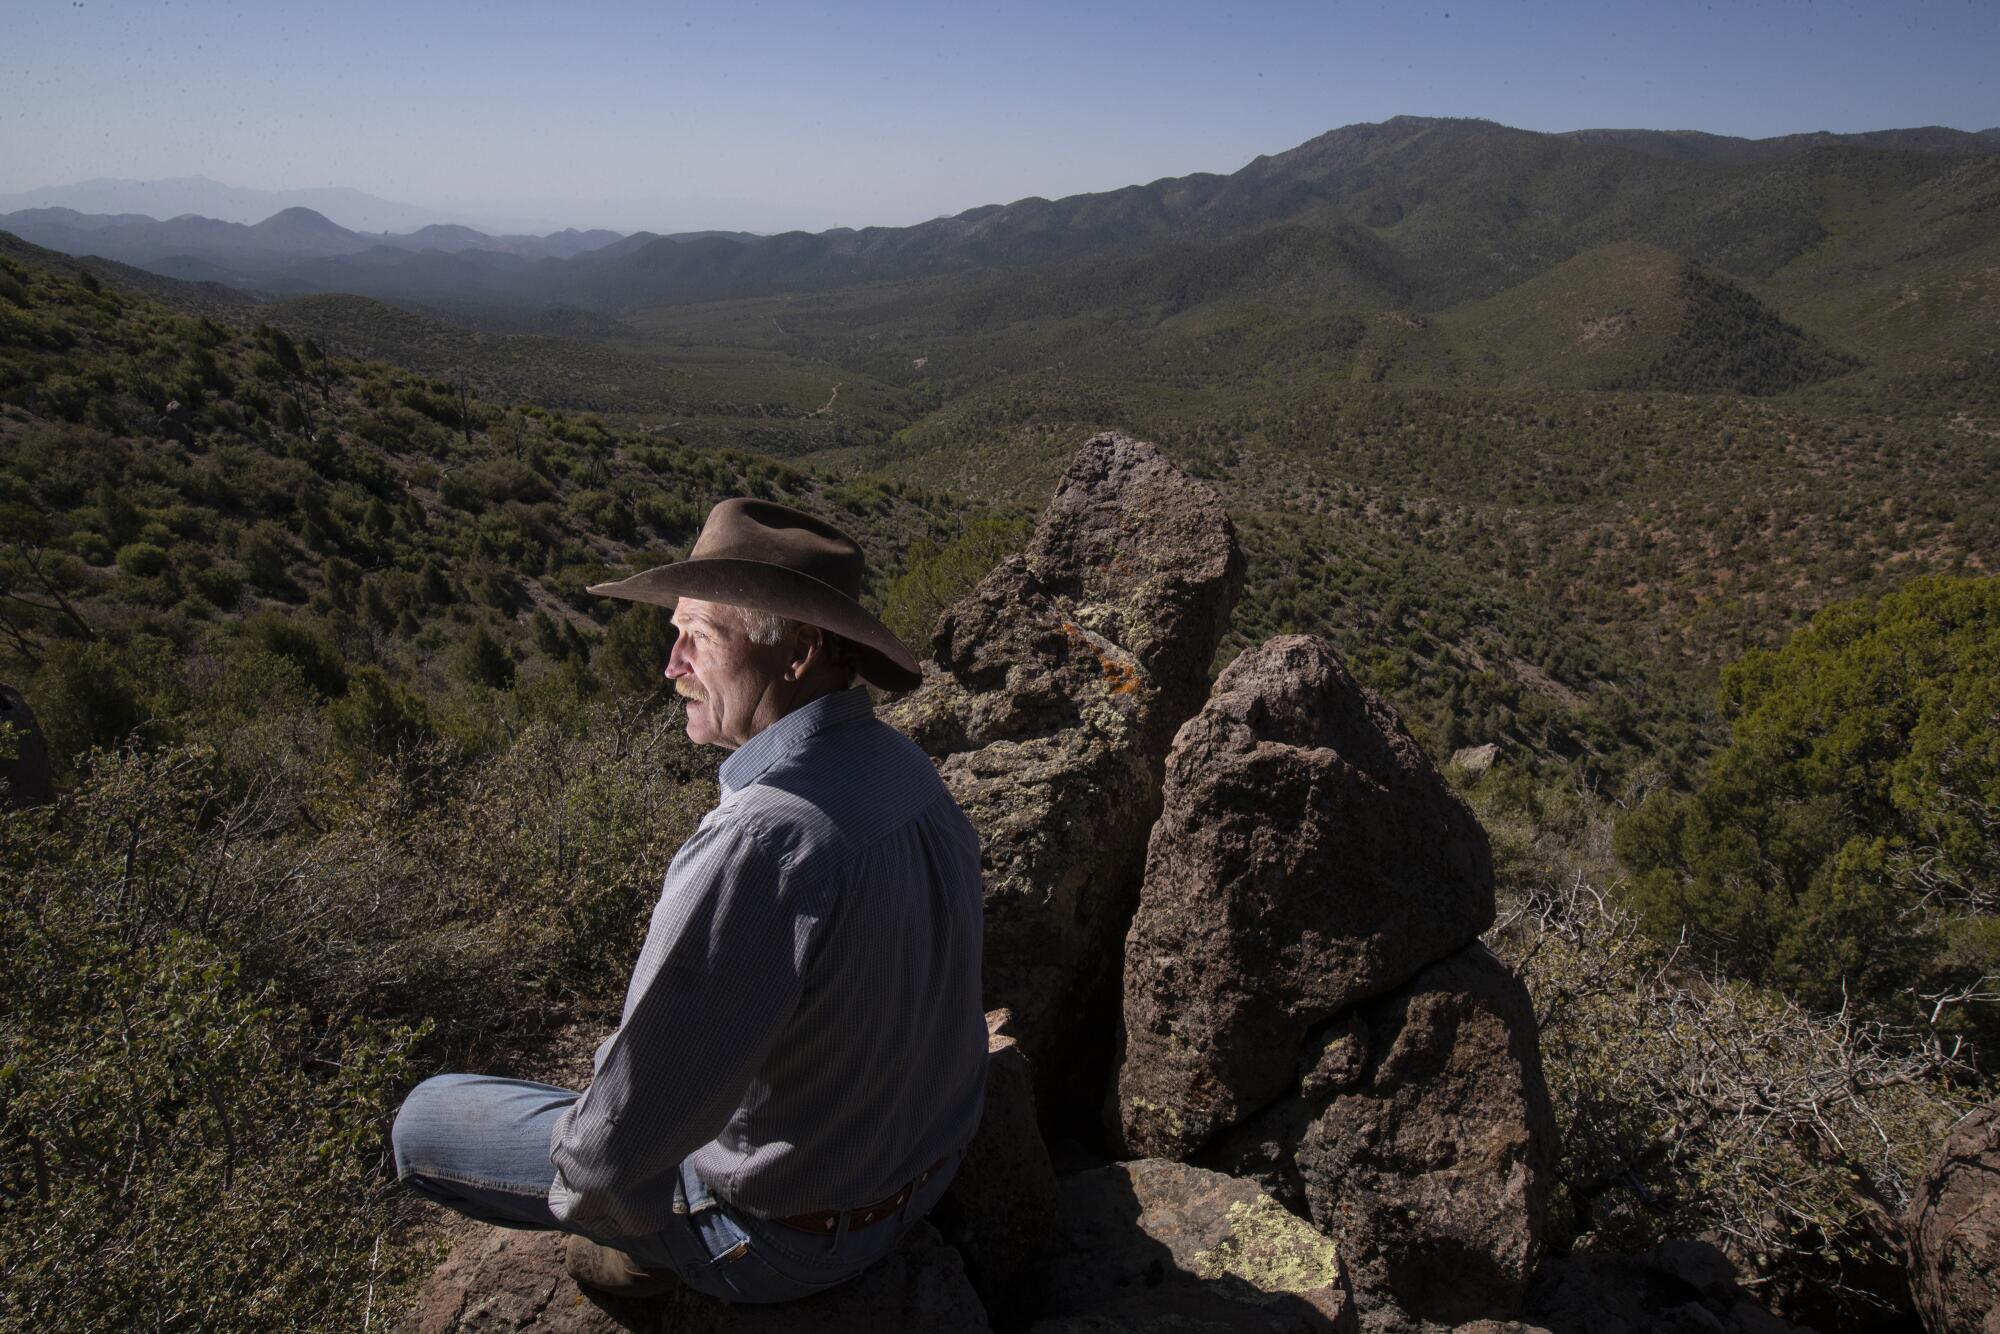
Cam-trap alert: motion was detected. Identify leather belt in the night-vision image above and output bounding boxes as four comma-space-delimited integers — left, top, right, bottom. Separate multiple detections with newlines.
772, 1157, 951, 1234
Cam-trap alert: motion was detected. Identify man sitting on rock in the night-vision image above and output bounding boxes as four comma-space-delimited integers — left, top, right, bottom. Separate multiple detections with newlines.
391, 498, 989, 1303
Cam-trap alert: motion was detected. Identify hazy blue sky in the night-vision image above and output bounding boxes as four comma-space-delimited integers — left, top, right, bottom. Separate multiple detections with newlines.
4, 0, 1994, 233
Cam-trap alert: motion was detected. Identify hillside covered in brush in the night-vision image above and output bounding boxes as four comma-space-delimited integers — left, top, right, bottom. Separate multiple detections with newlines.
3, 143, 1998, 1330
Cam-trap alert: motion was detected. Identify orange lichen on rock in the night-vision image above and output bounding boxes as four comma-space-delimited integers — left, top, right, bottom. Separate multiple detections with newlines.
1062, 620, 1141, 695
1099, 656, 1140, 695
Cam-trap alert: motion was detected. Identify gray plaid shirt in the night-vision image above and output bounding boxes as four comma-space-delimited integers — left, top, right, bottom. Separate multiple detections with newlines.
547, 687, 987, 1236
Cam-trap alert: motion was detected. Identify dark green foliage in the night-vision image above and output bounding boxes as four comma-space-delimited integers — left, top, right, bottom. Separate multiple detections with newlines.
1622, 263, 1863, 394
417, 558, 453, 605
30, 640, 146, 766
115, 540, 170, 577
453, 624, 516, 690
530, 609, 572, 660
880, 517, 1032, 649
96, 477, 140, 545
0, 249, 965, 721
326, 667, 431, 767
1618, 575, 2000, 1047
597, 603, 674, 695
240, 613, 348, 700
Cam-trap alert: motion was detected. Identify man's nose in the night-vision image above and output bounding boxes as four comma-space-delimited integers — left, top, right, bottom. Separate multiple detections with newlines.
665, 635, 689, 678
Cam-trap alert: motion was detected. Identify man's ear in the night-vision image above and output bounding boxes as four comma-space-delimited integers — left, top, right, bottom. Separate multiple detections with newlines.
785, 624, 825, 683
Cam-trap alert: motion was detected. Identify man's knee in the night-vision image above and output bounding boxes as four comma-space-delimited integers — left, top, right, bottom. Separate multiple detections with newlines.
391, 1073, 474, 1181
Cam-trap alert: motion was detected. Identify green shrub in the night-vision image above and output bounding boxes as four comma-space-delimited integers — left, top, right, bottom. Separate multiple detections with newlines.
115, 541, 171, 578
190, 560, 248, 608
29, 640, 146, 768
596, 603, 674, 695
327, 668, 431, 768
236, 523, 294, 595
453, 625, 516, 690
239, 613, 348, 700
62, 529, 112, 565
1618, 575, 2000, 1048
0, 750, 431, 1333
880, 517, 1031, 649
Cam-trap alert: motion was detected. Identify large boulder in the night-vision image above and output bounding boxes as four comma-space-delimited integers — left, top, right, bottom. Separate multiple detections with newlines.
396, 1221, 988, 1334
885, 433, 1243, 1124
934, 1010, 1062, 1321
1024, 1158, 1357, 1333
1907, 1100, 2000, 1334
1116, 635, 1495, 1160
1204, 945, 1554, 1324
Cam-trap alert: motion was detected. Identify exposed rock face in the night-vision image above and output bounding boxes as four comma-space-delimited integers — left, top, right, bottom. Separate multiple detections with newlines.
1907, 1100, 2000, 1334
1205, 945, 1554, 1324
396, 1222, 989, 1334
1117, 635, 1495, 1160
885, 432, 1244, 1122
1025, 1158, 1357, 1333
1450, 742, 1500, 776
0, 684, 54, 809
934, 1010, 1062, 1320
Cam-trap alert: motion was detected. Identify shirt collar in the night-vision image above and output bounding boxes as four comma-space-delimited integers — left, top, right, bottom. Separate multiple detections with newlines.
718, 686, 876, 795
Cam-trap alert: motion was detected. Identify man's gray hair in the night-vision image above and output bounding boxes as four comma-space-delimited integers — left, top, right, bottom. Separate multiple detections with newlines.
738, 606, 797, 647
735, 606, 862, 686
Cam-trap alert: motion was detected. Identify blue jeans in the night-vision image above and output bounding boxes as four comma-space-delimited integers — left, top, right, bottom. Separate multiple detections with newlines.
389, 1074, 954, 1304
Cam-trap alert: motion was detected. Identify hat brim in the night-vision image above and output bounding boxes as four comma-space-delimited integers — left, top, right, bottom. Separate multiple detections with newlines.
587, 558, 923, 693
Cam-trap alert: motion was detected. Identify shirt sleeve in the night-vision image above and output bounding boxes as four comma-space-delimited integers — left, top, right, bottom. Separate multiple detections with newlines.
546, 810, 815, 1236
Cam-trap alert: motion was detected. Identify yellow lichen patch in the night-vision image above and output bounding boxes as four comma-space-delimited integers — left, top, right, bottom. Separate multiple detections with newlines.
1189, 1197, 1342, 1296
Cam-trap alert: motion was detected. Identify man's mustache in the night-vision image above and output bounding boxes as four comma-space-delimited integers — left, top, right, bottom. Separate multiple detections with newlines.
674, 682, 706, 702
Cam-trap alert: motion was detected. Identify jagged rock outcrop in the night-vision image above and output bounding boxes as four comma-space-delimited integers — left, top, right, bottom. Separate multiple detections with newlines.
934, 1010, 1061, 1320
1907, 1101, 2000, 1334
1116, 635, 1495, 1160
0, 684, 54, 809
396, 1223, 989, 1334
1107, 634, 1544, 1321
1205, 945, 1554, 1324
885, 432, 1243, 1123
1024, 1158, 1357, 1333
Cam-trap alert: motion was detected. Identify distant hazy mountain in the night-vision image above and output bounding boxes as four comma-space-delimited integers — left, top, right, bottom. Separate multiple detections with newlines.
0, 205, 638, 279
0, 206, 159, 232
3, 118, 1990, 344
369, 224, 626, 259
0, 176, 456, 233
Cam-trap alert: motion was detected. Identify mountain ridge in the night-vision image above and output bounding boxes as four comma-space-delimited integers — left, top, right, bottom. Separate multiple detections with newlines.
0, 174, 454, 232
7, 116, 1995, 315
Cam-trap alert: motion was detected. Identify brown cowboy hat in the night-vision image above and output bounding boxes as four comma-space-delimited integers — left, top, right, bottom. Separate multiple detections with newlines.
586, 498, 923, 692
